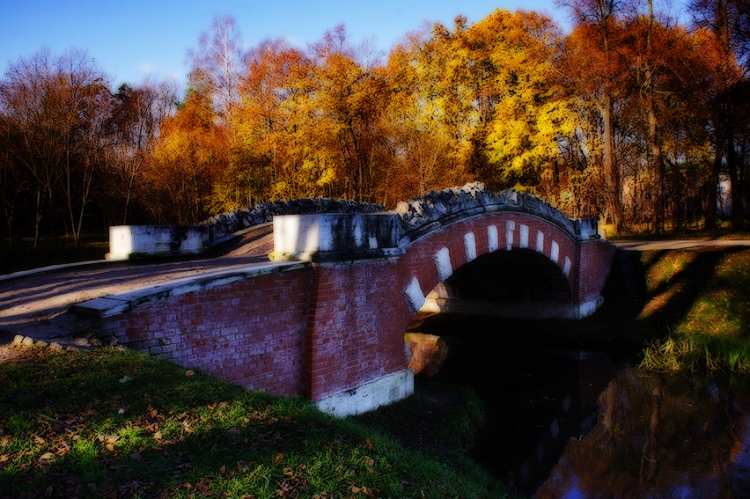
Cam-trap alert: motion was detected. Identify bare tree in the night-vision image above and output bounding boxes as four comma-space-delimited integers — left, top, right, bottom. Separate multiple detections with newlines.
187, 15, 244, 122
110, 78, 177, 224
0, 48, 113, 244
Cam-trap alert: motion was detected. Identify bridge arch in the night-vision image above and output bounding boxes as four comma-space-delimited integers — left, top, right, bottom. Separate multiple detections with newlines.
399, 212, 583, 320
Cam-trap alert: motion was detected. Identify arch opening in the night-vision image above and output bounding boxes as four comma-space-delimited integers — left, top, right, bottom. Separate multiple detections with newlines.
421, 248, 575, 320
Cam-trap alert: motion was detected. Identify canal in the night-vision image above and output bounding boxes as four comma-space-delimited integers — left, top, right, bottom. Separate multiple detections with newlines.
410, 313, 750, 498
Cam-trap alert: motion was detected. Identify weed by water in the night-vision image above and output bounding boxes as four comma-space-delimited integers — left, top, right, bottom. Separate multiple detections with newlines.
0, 347, 509, 499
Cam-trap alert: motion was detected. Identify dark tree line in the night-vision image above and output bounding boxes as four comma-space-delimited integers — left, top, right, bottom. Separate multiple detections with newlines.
2, 0, 750, 244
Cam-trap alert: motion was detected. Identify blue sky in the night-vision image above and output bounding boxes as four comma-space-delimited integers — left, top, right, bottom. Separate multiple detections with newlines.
0, 0, 567, 89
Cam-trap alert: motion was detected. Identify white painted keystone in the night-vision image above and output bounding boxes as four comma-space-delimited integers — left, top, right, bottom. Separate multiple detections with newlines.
488, 225, 498, 252
519, 225, 529, 249
536, 231, 545, 253
435, 247, 452, 281
506, 221, 515, 251
405, 277, 426, 313
563, 256, 572, 277
550, 241, 559, 263
464, 232, 476, 261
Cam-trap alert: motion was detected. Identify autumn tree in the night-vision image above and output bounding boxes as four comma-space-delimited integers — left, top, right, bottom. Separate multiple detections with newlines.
307, 25, 391, 202
108, 78, 177, 224
188, 15, 245, 123
558, 0, 630, 231
226, 39, 313, 207
145, 78, 227, 224
691, 0, 750, 229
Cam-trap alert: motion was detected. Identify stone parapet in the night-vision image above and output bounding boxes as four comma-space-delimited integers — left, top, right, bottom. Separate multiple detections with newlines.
395, 182, 600, 245
271, 213, 403, 262
107, 225, 211, 260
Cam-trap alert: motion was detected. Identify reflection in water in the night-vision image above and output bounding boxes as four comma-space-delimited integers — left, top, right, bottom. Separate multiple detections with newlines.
423, 331, 618, 496
537, 369, 750, 499
411, 314, 750, 498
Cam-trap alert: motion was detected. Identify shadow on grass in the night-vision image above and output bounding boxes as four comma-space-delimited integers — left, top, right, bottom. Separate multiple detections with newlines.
603, 247, 750, 372
0, 348, 507, 499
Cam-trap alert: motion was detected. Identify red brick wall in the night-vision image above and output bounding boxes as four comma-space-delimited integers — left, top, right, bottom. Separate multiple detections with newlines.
102, 266, 312, 398
304, 261, 410, 401
576, 239, 617, 305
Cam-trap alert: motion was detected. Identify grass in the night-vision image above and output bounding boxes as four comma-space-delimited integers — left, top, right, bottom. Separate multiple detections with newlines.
0, 347, 509, 499
0, 235, 109, 275
575, 246, 750, 374
633, 248, 750, 374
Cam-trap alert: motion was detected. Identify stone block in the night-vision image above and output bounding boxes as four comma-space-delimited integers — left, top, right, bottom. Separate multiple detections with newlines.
107, 225, 210, 260
273, 213, 402, 261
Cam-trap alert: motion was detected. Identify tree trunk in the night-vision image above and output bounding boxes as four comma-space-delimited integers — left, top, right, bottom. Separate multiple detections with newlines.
727, 131, 743, 230
705, 140, 723, 229
599, 94, 624, 232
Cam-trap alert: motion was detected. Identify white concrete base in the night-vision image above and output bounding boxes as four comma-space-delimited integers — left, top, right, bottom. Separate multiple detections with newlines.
315, 369, 414, 417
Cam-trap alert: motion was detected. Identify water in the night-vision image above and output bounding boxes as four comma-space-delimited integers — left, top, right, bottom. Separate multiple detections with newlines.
412, 314, 750, 498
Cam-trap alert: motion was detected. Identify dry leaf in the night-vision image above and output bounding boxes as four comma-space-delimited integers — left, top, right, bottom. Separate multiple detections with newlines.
185, 370, 195, 377
274, 453, 284, 463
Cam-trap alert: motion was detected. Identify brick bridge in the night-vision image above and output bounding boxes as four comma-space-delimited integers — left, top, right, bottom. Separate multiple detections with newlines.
74, 187, 616, 416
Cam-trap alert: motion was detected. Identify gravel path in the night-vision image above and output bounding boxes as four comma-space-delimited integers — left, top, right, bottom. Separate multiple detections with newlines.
613, 239, 750, 251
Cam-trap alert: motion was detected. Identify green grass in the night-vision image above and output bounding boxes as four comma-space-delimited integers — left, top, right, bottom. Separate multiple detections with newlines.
0, 235, 108, 275
0, 347, 508, 499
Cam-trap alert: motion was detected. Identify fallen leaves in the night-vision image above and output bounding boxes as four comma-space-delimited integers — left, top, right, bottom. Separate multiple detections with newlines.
347, 484, 378, 497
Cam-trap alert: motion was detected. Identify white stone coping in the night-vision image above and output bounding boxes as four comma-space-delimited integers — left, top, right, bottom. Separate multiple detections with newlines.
315, 369, 415, 417
73, 260, 308, 318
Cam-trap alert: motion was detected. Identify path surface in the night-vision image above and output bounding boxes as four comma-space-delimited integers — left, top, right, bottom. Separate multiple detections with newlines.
613, 239, 750, 251
2, 231, 750, 357
0, 226, 275, 352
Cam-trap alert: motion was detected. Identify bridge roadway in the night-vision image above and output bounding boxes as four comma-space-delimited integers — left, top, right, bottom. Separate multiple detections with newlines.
0, 225, 277, 349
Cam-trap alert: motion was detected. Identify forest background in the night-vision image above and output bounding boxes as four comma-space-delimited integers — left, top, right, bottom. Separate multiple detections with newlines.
2, 0, 750, 246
